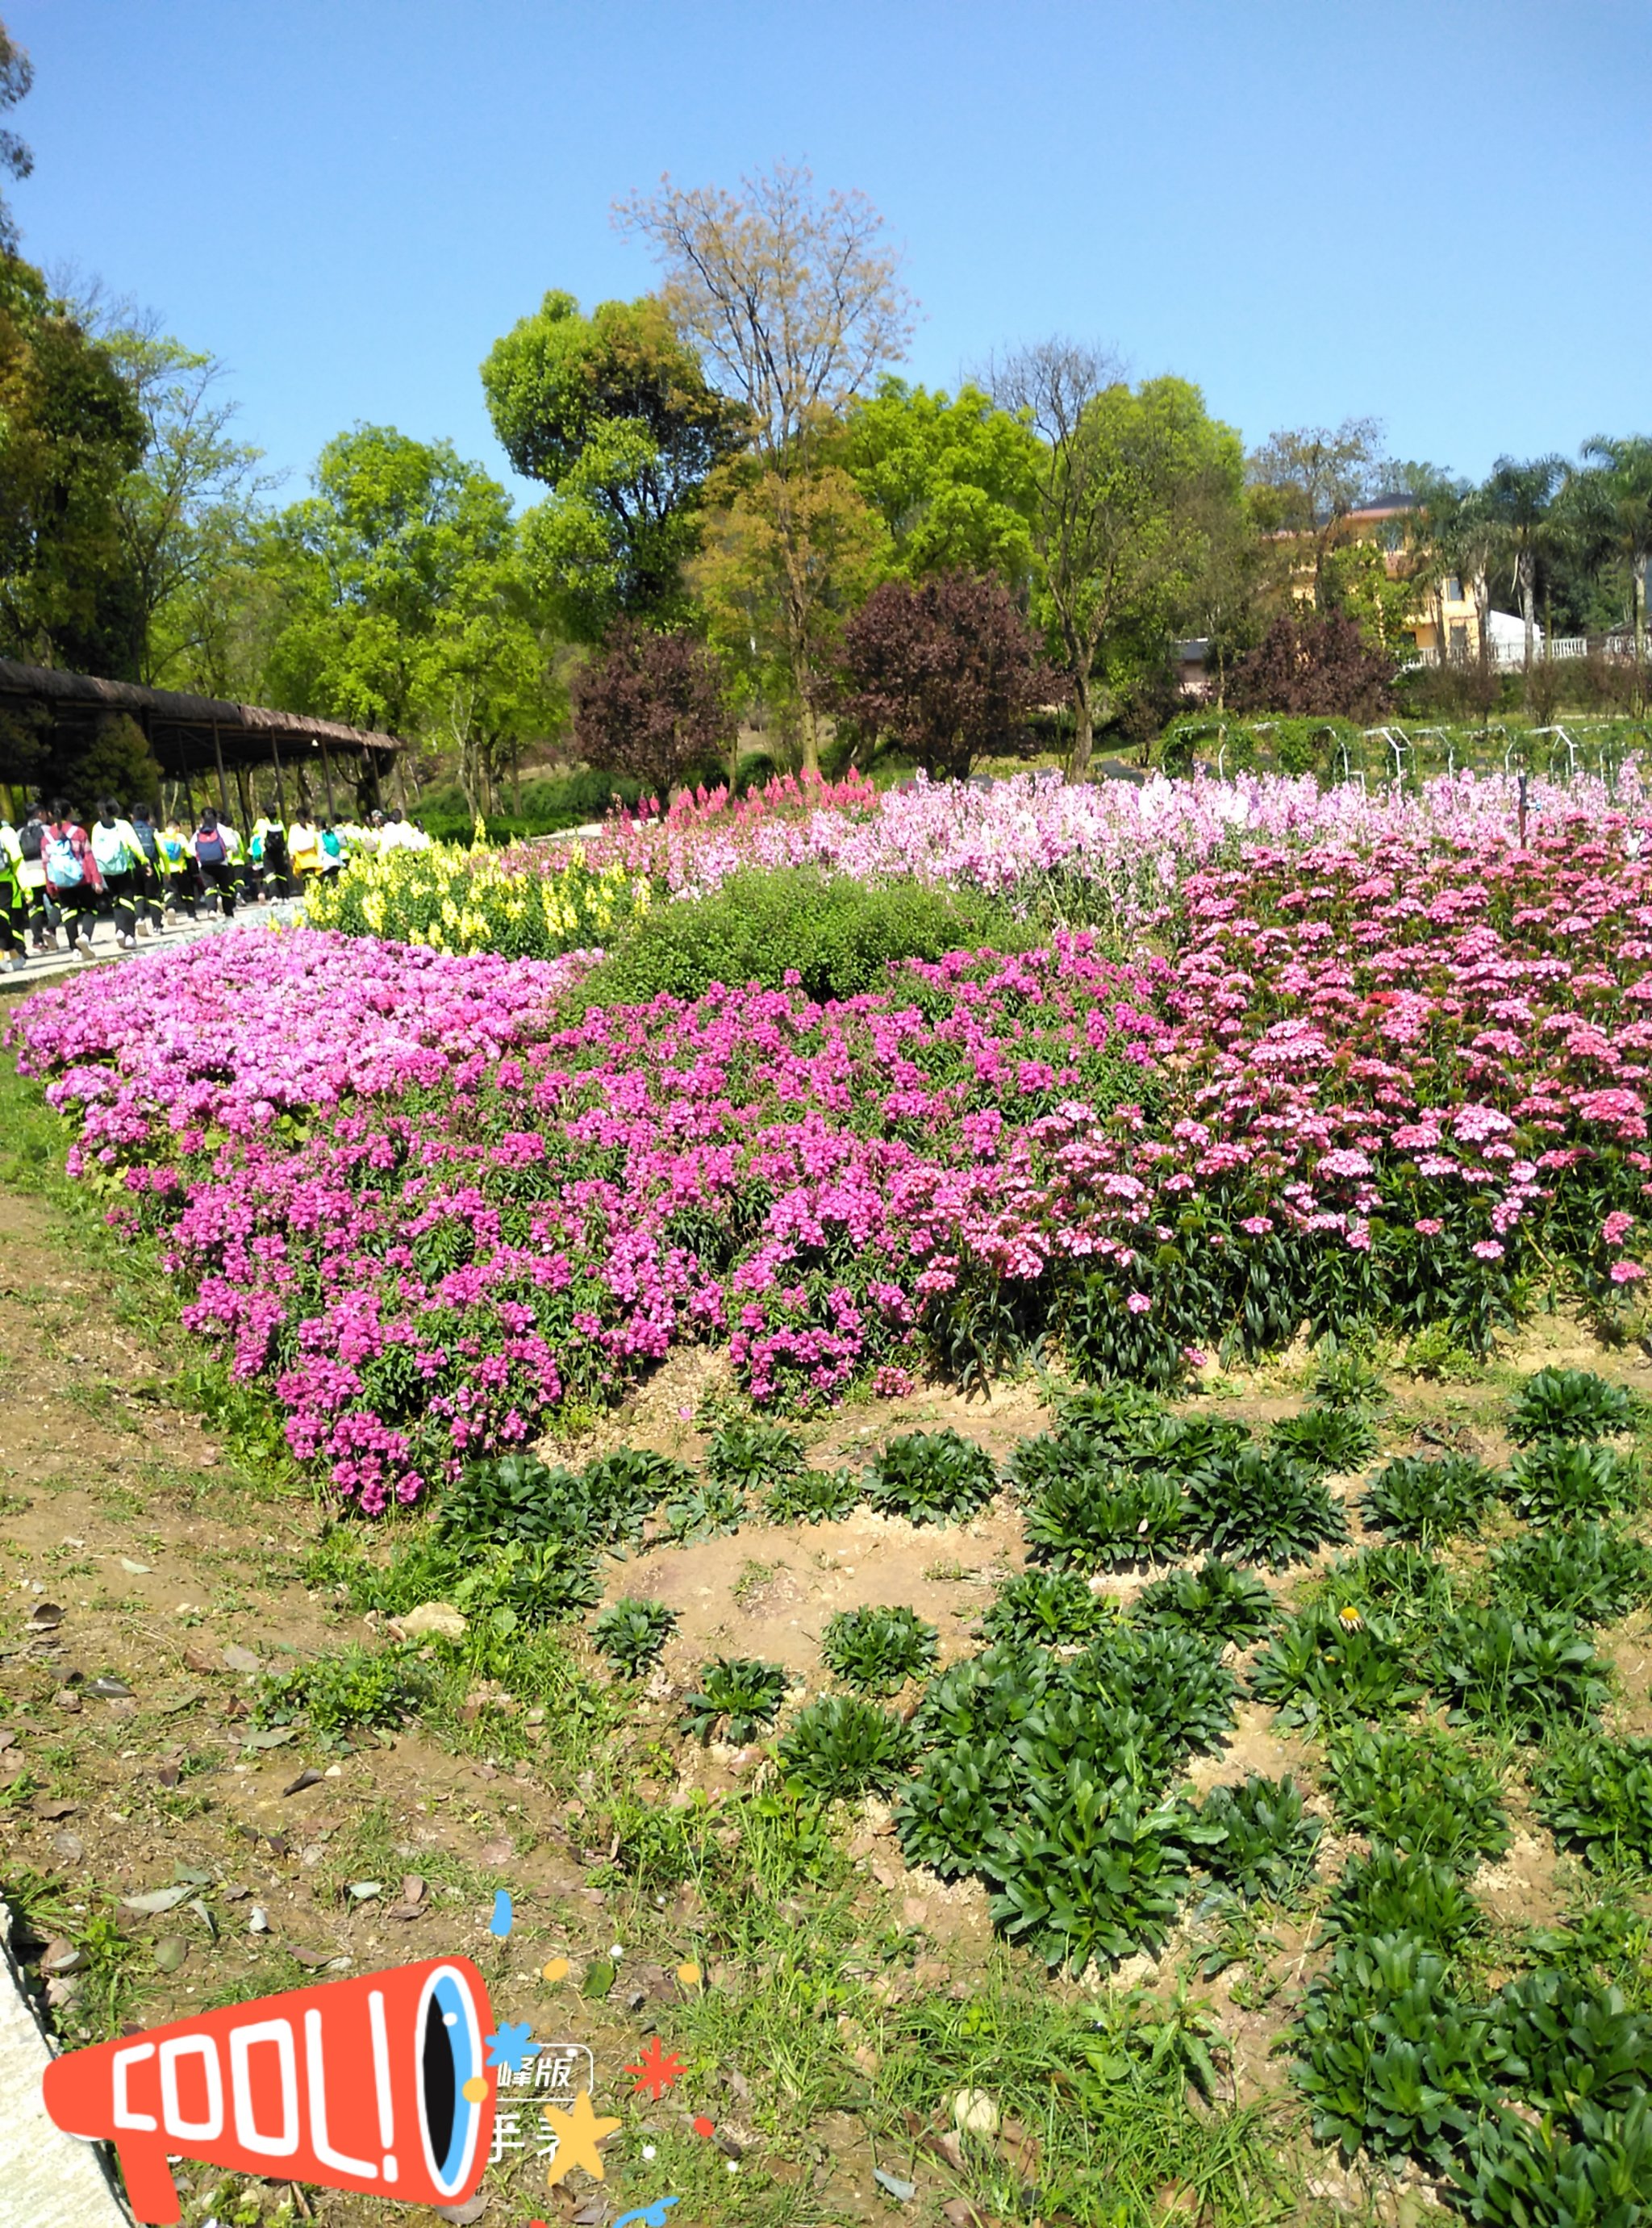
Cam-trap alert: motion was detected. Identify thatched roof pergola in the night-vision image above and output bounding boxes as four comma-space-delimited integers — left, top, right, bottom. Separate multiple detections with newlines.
0, 657, 406, 821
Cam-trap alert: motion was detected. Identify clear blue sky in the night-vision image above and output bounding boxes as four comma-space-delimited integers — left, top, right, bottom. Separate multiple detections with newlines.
9, 0, 1649, 506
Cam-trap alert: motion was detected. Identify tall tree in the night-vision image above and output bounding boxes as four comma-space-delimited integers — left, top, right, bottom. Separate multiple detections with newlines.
570, 618, 733, 801
836, 570, 1057, 778
1482, 453, 1566, 678
991, 344, 1243, 778
0, 15, 31, 254
1575, 435, 1652, 666
481, 290, 741, 639
0, 255, 147, 678
835, 377, 1041, 586
617, 161, 914, 771
1247, 416, 1387, 597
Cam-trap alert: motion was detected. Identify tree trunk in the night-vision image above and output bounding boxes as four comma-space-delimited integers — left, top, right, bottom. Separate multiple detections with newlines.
1520, 555, 1537, 676
1634, 553, 1647, 666
1066, 669, 1094, 782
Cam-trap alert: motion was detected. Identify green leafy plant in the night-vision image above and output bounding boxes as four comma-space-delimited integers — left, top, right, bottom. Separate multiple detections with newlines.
1184, 1774, 1322, 1903
461, 1539, 603, 1626
1294, 1933, 1501, 2168
983, 1568, 1112, 1648
1489, 1521, 1652, 1626
438, 1452, 586, 1547
1449, 2097, 1652, 2228
1329, 1724, 1511, 1873
706, 1418, 806, 1493
864, 1429, 998, 1525
895, 1734, 1019, 1878
1321, 1846, 1486, 1958
1268, 1405, 1379, 1474
1312, 1350, 1387, 1410
1534, 1736, 1652, 1871
251, 1643, 435, 1746
1133, 1556, 1279, 1646
592, 1597, 677, 1678
820, 1604, 938, 1696
777, 1693, 916, 1798
657, 1474, 746, 1542
982, 1760, 1195, 1971
678, 1655, 791, 1744
761, 1463, 861, 1524
1362, 1452, 1500, 1544
1185, 1446, 1350, 1571
1508, 1367, 1637, 1445
1493, 1967, 1652, 2118
1020, 1461, 1189, 1573
1249, 1604, 1425, 1728
1053, 1381, 1169, 1436
1310, 1542, 1460, 1637
1433, 1604, 1610, 1737
1504, 1439, 1642, 1526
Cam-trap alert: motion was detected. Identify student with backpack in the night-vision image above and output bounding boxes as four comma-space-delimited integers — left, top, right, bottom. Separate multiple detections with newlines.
158, 819, 196, 919
259, 815, 290, 900
90, 799, 147, 949
128, 804, 165, 934
44, 800, 103, 958
15, 801, 54, 952
193, 808, 237, 918
318, 815, 347, 877
0, 810, 26, 970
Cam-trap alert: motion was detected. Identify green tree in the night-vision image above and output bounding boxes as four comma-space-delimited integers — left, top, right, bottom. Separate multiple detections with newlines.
0, 255, 147, 678
1575, 435, 1652, 665
0, 15, 31, 254
991, 344, 1244, 777
835, 376, 1041, 586
1482, 453, 1566, 679
481, 290, 740, 639
619, 161, 914, 771
1247, 415, 1387, 597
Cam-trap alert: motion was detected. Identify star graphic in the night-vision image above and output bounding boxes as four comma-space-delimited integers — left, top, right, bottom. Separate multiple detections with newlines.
624, 2035, 685, 2101
484, 2020, 539, 2075
541, 2088, 624, 2186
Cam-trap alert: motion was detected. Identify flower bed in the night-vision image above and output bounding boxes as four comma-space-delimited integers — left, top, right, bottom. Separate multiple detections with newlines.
10, 794, 1652, 1512
303, 836, 642, 959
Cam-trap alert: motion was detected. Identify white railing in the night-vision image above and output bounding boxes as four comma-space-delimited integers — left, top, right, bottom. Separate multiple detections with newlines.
1416, 634, 1639, 670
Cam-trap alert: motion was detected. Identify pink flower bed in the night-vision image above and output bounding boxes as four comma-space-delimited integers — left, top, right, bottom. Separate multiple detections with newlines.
10, 795, 1652, 1513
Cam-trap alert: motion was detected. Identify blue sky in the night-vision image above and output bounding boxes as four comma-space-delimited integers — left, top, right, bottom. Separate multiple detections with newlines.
9, 0, 1649, 506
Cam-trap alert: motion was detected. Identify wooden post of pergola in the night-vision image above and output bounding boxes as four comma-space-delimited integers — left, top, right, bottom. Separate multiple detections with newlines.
269, 733, 288, 824
367, 746, 383, 812
318, 735, 337, 821
211, 721, 232, 820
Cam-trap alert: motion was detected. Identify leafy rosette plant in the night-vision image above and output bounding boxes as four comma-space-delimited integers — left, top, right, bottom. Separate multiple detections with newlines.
1488, 1521, 1652, 1626
1267, 1405, 1379, 1475
864, 1429, 998, 1525
592, 1596, 677, 1677
762, 1463, 861, 1524
1184, 1446, 1349, 1571
678, 1655, 791, 1744
1508, 1367, 1637, 1444
1320, 1846, 1487, 1958
820, 1604, 938, 1696
778, 1693, 916, 1799
1503, 1439, 1643, 1527
895, 1734, 1019, 1878
1328, 1723, 1510, 1873
1361, 1452, 1500, 1545
1183, 1774, 1322, 1903
1021, 1462, 1191, 1574
1133, 1557, 1279, 1647
1432, 1604, 1610, 1737
706, 1417, 807, 1493
1249, 1604, 1425, 1729
1533, 1735, 1652, 1871
983, 1568, 1112, 1648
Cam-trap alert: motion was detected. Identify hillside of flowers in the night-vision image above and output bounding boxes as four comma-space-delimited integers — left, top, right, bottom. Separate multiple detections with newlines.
8, 778, 1652, 1512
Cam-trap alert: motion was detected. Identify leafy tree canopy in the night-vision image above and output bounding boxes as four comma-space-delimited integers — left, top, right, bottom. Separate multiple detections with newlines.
482, 290, 741, 638
570, 616, 733, 799
836, 376, 1041, 586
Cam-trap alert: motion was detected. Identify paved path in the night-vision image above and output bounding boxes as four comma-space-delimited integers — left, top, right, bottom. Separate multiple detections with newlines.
8, 900, 303, 990
0, 1902, 132, 2226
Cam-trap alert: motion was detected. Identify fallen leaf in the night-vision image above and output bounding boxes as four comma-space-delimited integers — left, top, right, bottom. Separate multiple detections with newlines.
40, 1938, 85, 1976
284, 1944, 336, 1969
432, 2199, 490, 2225
237, 1726, 298, 1750
282, 1767, 324, 1796
248, 1907, 269, 1934
28, 1602, 64, 1627
265, 1832, 291, 1858
393, 1600, 467, 1641
118, 1559, 152, 1575
86, 1676, 134, 1700
996, 2117, 1041, 2181
942, 2203, 1004, 2228
50, 1689, 81, 1714
580, 1958, 615, 2000
33, 1798, 78, 1821
478, 1838, 513, 1865
152, 1936, 189, 1973
156, 1765, 181, 1788
181, 1647, 219, 1675
123, 1886, 194, 1916
171, 1865, 212, 1885
874, 2169, 918, 2203
52, 1830, 85, 1863
152, 1685, 204, 1714
401, 1872, 427, 1904
0, 1730, 14, 1751
221, 1643, 262, 1674
347, 1880, 382, 1900
386, 1902, 425, 1921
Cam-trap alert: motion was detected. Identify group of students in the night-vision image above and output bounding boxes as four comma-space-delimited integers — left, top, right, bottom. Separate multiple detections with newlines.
0, 797, 425, 970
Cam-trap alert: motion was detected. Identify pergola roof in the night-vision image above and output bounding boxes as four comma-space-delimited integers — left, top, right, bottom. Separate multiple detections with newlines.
0, 657, 404, 776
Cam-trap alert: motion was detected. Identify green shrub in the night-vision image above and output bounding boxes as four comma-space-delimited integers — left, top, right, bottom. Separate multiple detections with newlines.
657, 1475, 746, 1543
592, 1597, 677, 1678
252, 1643, 435, 1745
1328, 1724, 1511, 1872
1312, 1350, 1388, 1410
1183, 1774, 1322, 1902
895, 1734, 1018, 1878
1267, 1405, 1379, 1474
983, 1568, 1112, 1648
1450, 2097, 1652, 2228
864, 1429, 998, 1525
463, 1539, 603, 1627
1184, 1446, 1350, 1570
982, 1763, 1195, 1971
1294, 1933, 1500, 2168
1535, 1738, 1652, 1871
820, 1604, 938, 1696
1132, 1557, 1279, 1646
1489, 1521, 1652, 1625
571, 866, 1024, 1011
1362, 1452, 1500, 1543
678, 1656, 791, 1744
1249, 1603, 1426, 1728
441, 1447, 689, 1552
1322, 1846, 1486, 1958
1433, 1604, 1610, 1737
1020, 1461, 1190, 1574
1311, 1542, 1459, 1635
1504, 1440, 1642, 1526
706, 1419, 806, 1494
1508, 1367, 1636, 1445
778, 1694, 916, 1799
1493, 1968, 1652, 2118
761, 1463, 861, 1524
